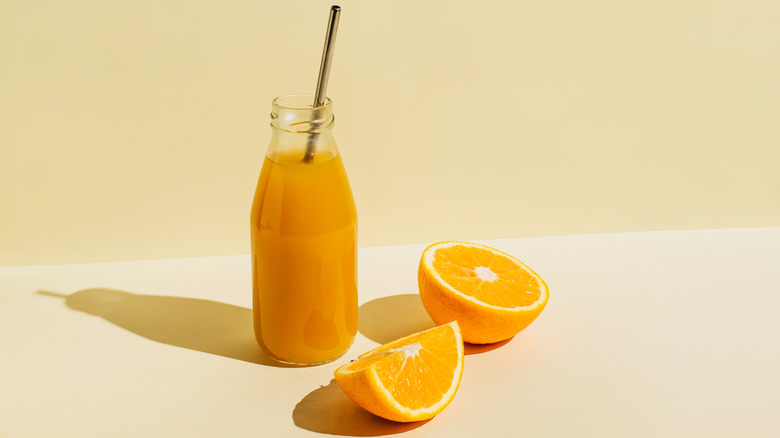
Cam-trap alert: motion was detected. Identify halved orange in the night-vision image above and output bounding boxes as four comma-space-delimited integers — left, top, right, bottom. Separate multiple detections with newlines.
333, 321, 464, 422
418, 241, 549, 344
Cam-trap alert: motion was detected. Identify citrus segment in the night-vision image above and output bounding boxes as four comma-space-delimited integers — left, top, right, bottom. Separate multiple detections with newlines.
419, 241, 548, 344
334, 321, 464, 422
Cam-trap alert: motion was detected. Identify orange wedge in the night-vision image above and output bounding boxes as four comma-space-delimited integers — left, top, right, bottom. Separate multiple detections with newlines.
333, 321, 464, 422
418, 241, 549, 344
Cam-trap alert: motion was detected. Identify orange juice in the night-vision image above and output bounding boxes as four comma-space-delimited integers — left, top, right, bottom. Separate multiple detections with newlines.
250, 95, 357, 365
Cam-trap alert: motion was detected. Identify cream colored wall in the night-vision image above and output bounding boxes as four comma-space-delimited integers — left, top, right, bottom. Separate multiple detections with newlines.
2, 0, 779, 265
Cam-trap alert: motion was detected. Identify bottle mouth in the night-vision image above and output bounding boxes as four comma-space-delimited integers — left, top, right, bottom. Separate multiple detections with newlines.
271, 94, 334, 133
273, 94, 332, 111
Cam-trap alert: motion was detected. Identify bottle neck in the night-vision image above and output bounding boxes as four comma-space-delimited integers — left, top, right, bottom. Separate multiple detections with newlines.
267, 94, 338, 163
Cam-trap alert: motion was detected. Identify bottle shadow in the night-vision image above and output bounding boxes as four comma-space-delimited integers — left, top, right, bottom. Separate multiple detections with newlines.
292, 379, 429, 436
37, 288, 292, 367
357, 293, 513, 355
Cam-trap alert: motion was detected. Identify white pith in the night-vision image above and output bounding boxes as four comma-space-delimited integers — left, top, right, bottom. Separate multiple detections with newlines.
474, 266, 498, 282
423, 241, 548, 311
390, 342, 422, 357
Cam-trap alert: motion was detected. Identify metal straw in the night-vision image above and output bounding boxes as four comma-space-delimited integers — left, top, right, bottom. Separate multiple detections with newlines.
304, 5, 341, 163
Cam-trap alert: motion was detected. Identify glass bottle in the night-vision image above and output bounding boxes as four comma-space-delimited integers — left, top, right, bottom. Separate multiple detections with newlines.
250, 94, 357, 366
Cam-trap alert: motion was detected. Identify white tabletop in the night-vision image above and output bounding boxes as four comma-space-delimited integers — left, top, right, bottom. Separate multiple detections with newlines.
2, 228, 779, 437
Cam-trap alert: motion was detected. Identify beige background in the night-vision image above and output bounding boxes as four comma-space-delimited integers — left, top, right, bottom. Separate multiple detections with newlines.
2, 0, 778, 266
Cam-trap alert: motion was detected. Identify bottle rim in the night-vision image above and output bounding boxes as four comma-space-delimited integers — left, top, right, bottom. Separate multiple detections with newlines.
272, 93, 332, 111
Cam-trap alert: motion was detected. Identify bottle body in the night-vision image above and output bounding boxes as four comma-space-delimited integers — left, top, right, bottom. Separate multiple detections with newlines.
251, 95, 357, 365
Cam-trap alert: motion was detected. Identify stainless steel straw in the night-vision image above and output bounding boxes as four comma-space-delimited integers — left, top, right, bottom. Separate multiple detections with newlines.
304, 5, 341, 163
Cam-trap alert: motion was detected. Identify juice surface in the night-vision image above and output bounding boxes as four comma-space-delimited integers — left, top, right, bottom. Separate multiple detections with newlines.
250, 149, 357, 365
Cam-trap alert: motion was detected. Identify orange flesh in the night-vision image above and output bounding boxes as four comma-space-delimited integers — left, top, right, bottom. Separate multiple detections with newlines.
432, 245, 542, 308
348, 325, 460, 410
